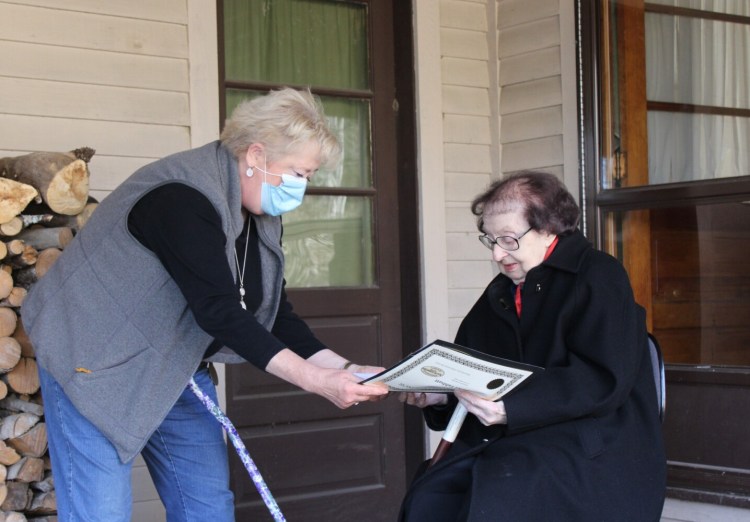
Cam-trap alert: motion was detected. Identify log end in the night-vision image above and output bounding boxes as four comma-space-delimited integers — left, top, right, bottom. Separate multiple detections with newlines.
44, 160, 90, 216
0, 180, 39, 225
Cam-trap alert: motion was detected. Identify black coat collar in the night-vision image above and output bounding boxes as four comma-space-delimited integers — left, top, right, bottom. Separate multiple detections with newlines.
486, 230, 590, 291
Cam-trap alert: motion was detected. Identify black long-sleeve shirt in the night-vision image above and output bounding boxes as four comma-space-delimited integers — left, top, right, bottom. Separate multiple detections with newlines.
127, 182, 324, 369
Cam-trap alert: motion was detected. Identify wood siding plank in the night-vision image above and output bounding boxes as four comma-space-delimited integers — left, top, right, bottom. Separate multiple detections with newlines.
500, 76, 562, 114
448, 288, 486, 316
443, 85, 491, 116
444, 114, 492, 145
446, 205, 480, 232
497, 0, 559, 29
2, 0, 186, 23
499, 46, 561, 86
499, 16, 560, 58
448, 260, 494, 288
440, 0, 488, 31
0, 114, 190, 158
501, 106, 562, 143
442, 57, 491, 87
0, 41, 188, 91
444, 172, 492, 202
0, 77, 190, 125
447, 233, 488, 261
441, 27, 490, 59
88, 156, 156, 192
444, 143, 492, 173
1, 3, 188, 58
502, 135, 563, 172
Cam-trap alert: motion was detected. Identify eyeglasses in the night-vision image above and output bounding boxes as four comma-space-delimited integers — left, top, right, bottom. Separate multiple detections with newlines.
478, 227, 533, 252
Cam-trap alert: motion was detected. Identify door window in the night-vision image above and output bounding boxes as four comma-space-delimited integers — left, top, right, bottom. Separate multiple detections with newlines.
223, 0, 374, 287
646, 2, 750, 185
581, 0, 750, 504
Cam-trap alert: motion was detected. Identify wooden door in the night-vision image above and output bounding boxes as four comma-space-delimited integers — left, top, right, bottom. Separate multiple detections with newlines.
585, 0, 750, 505
218, 1, 421, 520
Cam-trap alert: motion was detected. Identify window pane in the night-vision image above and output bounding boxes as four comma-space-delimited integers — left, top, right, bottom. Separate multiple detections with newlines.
602, 5, 750, 188
644, 10, 750, 184
281, 195, 373, 287
225, 90, 372, 189
604, 201, 750, 367
312, 96, 372, 189
646, 13, 750, 109
648, 112, 750, 183
223, 0, 368, 90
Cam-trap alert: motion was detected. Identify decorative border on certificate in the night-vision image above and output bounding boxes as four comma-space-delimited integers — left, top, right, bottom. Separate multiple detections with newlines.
361, 340, 542, 399
377, 348, 528, 397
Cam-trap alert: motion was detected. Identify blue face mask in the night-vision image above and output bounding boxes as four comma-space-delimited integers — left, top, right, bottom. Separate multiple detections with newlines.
256, 167, 308, 216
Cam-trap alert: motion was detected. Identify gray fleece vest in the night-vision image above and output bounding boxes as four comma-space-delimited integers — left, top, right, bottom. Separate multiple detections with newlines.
22, 141, 284, 462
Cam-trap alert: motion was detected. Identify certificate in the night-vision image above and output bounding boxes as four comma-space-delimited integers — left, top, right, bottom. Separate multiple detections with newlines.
360, 340, 542, 400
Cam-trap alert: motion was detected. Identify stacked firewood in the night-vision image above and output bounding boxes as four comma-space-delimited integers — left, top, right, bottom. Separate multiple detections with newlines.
0, 148, 98, 522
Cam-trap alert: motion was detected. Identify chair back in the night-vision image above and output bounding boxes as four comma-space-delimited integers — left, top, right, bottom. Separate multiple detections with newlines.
647, 333, 666, 422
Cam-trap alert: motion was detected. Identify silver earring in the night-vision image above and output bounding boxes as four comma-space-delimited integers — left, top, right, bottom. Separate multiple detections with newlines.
246, 167, 254, 178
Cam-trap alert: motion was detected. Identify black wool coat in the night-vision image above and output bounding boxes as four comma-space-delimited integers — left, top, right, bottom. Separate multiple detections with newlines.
401, 230, 667, 521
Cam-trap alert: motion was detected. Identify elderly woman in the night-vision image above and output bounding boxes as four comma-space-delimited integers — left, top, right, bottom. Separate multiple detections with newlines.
22, 88, 387, 521
399, 171, 666, 521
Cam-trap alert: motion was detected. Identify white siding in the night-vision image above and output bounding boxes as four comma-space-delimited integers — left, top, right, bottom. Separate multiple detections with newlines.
497, 1, 566, 175
438, 0, 497, 340
0, 0, 192, 204
431, 0, 581, 342
0, 1, 219, 519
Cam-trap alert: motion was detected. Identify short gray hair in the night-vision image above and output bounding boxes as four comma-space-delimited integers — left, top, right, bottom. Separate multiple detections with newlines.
220, 88, 341, 168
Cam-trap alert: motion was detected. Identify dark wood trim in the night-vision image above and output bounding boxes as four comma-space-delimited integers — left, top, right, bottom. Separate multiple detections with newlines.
667, 365, 750, 389
306, 187, 376, 196
667, 484, 750, 510
645, 3, 750, 25
596, 176, 750, 210
225, 80, 373, 100
217, 0, 227, 126
667, 463, 750, 509
577, 0, 604, 243
392, 0, 424, 483
664, 365, 750, 507
648, 101, 750, 118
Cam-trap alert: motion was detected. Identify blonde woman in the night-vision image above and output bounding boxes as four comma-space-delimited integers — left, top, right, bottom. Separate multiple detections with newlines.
24, 88, 386, 521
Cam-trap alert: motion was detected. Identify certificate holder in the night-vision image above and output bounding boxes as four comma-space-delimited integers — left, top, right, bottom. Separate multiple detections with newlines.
360, 339, 542, 467
360, 339, 541, 398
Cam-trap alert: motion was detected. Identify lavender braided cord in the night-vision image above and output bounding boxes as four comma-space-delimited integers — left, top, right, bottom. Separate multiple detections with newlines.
188, 378, 286, 522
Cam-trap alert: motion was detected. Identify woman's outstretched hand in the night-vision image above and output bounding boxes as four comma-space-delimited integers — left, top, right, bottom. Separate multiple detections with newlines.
310, 368, 389, 408
265, 349, 388, 409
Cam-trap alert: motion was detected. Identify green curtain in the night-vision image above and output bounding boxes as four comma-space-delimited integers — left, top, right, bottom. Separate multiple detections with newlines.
224, 0, 368, 90
222, 0, 374, 287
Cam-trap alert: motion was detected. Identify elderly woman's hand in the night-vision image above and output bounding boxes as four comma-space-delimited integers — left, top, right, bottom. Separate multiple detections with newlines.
398, 392, 449, 408
454, 389, 507, 426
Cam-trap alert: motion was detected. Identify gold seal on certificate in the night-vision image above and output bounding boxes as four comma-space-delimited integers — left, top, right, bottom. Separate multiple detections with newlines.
359, 339, 542, 400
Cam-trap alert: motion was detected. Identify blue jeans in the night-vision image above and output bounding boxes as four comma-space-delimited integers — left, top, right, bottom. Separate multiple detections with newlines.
38, 365, 235, 522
